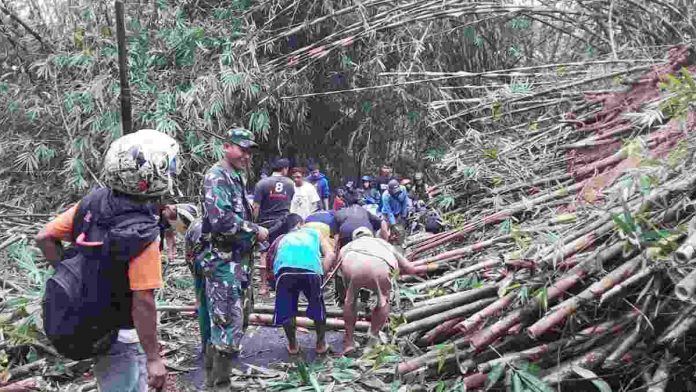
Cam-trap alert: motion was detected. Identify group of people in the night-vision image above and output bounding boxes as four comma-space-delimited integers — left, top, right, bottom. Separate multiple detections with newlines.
34, 128, 431, 391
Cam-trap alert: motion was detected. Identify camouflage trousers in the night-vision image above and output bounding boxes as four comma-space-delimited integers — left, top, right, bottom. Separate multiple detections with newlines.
199, 245, 252, 353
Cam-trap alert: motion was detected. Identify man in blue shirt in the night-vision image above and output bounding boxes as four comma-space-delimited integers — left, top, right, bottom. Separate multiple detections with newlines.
306, 162, 330, 210
267, 214, 336, 355
381, 179, 412, 226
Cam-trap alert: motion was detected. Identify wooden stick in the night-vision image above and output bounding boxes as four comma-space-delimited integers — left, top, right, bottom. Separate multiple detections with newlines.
115, 1, 133, 135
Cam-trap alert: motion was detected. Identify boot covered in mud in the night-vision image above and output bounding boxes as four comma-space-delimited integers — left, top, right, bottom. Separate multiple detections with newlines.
206, 349, 236, 387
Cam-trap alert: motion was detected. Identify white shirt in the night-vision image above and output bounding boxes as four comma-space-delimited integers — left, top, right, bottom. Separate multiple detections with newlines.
290, 182, 321, 219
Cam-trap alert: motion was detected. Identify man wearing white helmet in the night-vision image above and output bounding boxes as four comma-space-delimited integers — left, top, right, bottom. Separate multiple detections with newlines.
36, 129, 180, 391
330, 227, 424, 356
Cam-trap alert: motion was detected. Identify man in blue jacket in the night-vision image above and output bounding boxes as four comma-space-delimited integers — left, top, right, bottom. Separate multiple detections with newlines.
306, 162, 330, 210
381, 179, 412, 243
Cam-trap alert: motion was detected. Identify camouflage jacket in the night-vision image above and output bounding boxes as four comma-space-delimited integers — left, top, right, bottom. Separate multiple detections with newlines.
201, 162, 258, 249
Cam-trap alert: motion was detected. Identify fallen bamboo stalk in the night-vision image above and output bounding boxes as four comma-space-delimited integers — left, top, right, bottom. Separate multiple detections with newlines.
541, 340, 618, 385
646, 350, 672, 392
157, 304, 366, 319
604, 326, 641, 366
247, 313, 370, 331
455, 291, 517, 334
410, 259, 501, 292
0, 377, 40, 392
402, 285, 498, 320
396, 297, 496, 337
526, 255, 642, 339
411, 235, 512, 266
655, 304, 696, 346
419, 316, 465, 346
477, 317, 627, 373
674, 268, 696, 302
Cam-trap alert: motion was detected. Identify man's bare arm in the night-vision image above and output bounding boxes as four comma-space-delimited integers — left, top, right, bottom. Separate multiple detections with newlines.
132, 289, 167, 388
320, 236, 336, 273
394, 249, 423, 275
35, 229, 64, 266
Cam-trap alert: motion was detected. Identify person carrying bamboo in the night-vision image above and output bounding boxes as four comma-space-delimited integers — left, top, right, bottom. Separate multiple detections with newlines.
330, 227, 423, 356
265, 214, 336, 355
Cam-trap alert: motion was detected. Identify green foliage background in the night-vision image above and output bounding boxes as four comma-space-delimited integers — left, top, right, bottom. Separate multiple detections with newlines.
0, 0, 692, 210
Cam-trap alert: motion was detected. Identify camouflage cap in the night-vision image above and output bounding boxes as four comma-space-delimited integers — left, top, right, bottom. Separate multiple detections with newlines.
228, 128, 258, 148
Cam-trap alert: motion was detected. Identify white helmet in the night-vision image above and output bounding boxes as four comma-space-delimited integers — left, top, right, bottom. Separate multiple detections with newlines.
103, 129, 181, 197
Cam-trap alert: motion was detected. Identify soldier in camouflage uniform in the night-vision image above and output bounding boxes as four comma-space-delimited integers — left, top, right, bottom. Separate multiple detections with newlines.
198, 129, 269, 387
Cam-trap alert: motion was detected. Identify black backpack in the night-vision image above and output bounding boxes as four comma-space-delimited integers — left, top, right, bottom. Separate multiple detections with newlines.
42, 188, 160, 360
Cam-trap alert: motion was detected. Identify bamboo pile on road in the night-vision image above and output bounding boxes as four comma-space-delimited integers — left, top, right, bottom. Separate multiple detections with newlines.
393, 46, 696, 391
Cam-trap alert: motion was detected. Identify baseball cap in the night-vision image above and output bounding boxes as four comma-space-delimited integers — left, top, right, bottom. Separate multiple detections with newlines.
352, 227, 374, 240
227, 128, 258, 148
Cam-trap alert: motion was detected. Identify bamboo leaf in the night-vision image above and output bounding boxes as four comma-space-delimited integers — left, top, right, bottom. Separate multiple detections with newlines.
571, 366, 612, 392
512, 371, 523, 392
485, 363, 504, 390
517, 369, 553, 392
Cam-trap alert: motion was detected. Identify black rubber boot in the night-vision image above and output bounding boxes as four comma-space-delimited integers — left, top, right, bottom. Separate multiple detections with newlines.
206, 350, 235, 388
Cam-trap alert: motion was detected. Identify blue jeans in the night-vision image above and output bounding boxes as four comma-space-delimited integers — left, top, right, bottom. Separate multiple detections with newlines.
93, 340, 147, 392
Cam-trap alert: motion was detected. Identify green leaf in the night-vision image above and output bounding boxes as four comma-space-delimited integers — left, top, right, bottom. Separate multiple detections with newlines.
585, 45, 596, 57
534, 287, 548, 312
485, 363, 505, 390
0, 82, 9, 94
26, 110, 39, 123
308, 371, 322, 392
221, 71, 244, 86
399, 287, 418, 303
436, 344, 454, 373
509, 46, 522, 58
435, 380, 446, 392
499, 219, 512, 235
571, 366, 612, 392
491, 101, 502, 121
463, 26, 476, 41
8, 101, 20, 113
34, 144, 56, 162
612, 213, 636, 235
473, 35, 484, 47
361, 100, 373, 114
341, 54, 354, 68
296, 362, 310, 384
517, 369, 554, 392
424, 148, 447, 162
81, 7, 94, 20
249, 110, 270, 136
390, 381, 401, 392
510, 17, 531, 29
512, 371, 523, 392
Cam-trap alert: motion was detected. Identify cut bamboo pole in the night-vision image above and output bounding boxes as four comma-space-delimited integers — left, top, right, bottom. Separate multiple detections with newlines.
395, 297, 496, 337
246, 313, 370, 331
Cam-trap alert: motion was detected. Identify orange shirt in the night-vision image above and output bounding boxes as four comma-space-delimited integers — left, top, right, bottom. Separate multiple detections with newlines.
44, 203, 163, 291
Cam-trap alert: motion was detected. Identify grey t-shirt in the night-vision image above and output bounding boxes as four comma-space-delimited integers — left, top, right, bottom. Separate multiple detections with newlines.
254, 175, 295, 223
